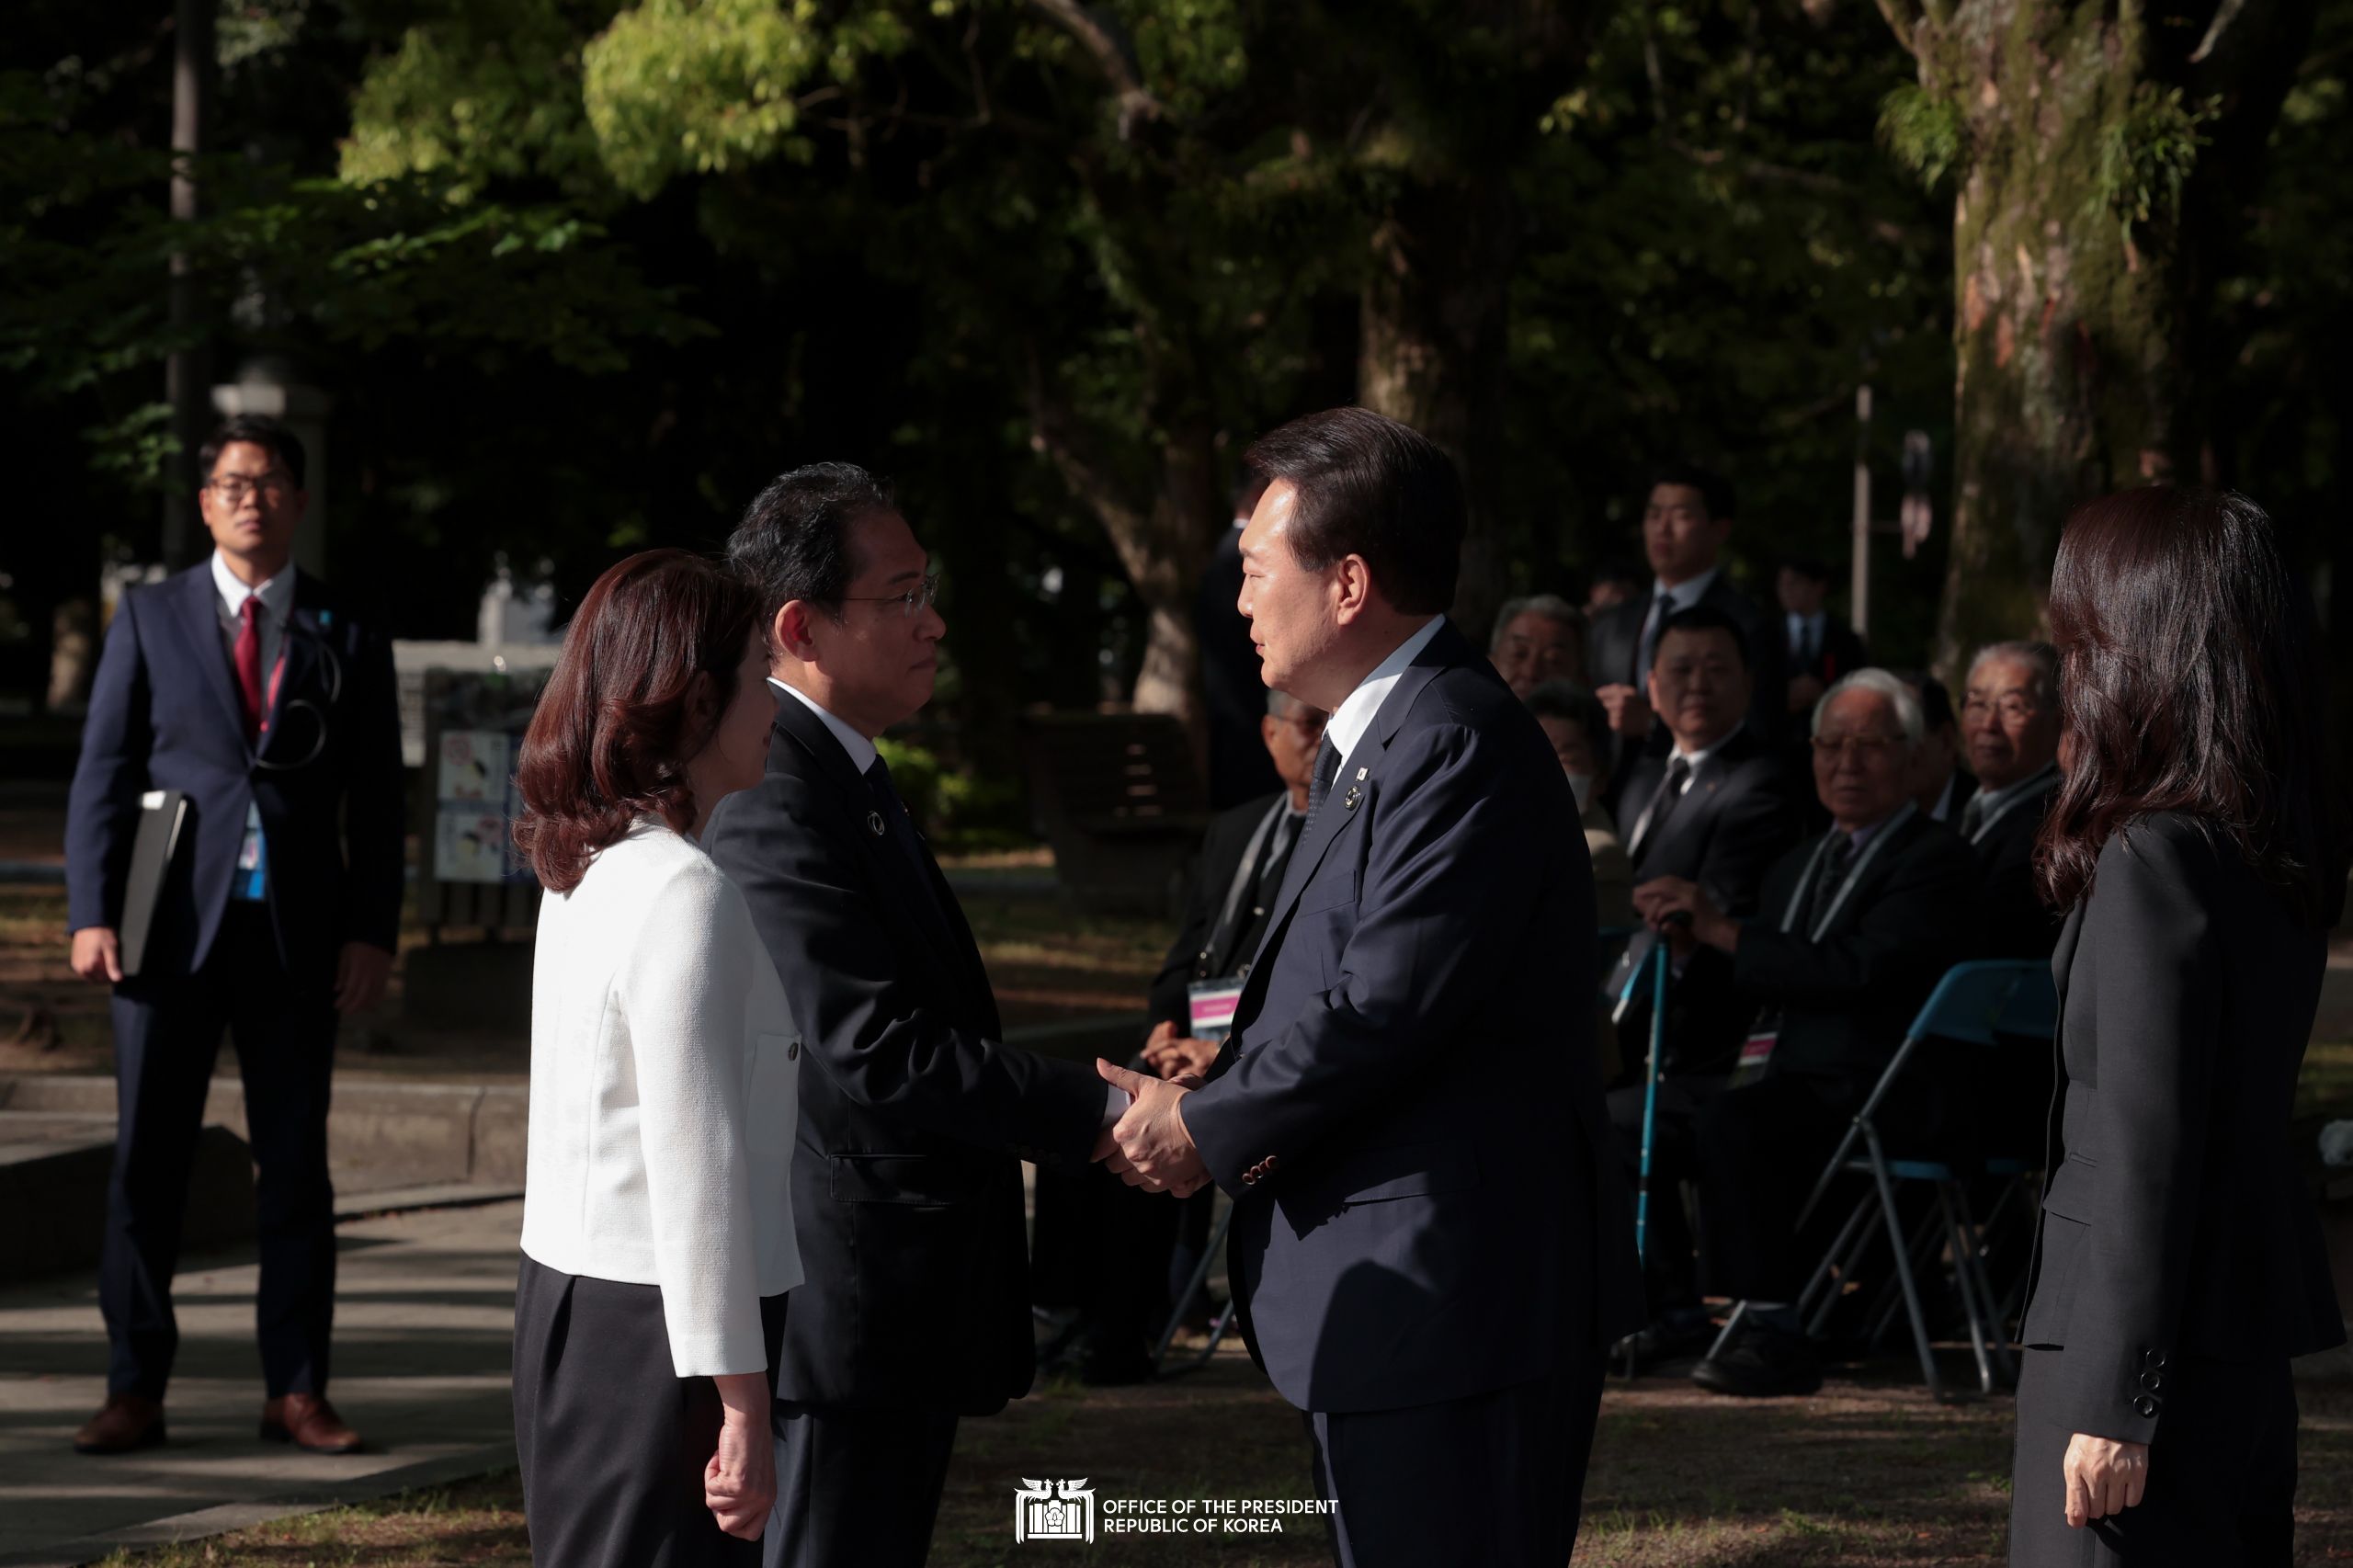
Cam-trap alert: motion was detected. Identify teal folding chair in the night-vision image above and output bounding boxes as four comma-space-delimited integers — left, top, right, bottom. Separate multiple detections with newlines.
1709, 959, 2057, 1400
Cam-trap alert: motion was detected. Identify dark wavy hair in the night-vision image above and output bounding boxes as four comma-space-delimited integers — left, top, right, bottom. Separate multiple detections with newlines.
2035, 486, 2342, 923
512, 550, 758, 893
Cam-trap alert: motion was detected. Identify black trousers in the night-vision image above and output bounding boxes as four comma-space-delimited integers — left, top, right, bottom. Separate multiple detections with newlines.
100, 903, 338, 1400
513, 1256, 790, 1568
764, 1403, 961, 1568
2009, 1349, 2298, 1566
1304, 1351, 1608, 1568
1607, 1071, 1728, 1312
1694, 1072, 1867, 1303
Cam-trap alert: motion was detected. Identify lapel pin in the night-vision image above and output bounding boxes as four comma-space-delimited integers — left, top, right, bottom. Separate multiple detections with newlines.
1342, 787, 1361, 811
1355, 767, 1369, 781
866, 811, 887, 837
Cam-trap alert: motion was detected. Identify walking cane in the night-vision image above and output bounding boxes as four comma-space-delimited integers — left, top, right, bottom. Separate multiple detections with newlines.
1621, 926, 1677, 1379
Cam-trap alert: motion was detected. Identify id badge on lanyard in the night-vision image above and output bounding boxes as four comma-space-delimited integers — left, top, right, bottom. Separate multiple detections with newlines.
233, 644, 290, 903
1188, 977, 1245, 1043
1734, 806, 1913, 1085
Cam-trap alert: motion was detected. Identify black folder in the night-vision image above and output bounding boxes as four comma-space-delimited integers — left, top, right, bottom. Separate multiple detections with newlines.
119, 789, 188, 978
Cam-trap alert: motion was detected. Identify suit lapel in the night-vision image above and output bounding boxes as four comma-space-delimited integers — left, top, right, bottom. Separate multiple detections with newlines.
770, 699, 983, 1012
2052, 902, 2086, 1013
172, 566, 253, 754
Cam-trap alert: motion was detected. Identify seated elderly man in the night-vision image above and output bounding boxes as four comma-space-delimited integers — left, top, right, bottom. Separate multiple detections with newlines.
1524, 681, 1632, 929
1639, 669, 1976, 1396
1489, 593, 1584, 698
1957, 640, 2064, 959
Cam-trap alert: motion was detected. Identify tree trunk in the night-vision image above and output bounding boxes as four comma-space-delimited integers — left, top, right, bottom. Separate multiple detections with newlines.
1358, 173, 1518, 642
1900, 0, 2314, 676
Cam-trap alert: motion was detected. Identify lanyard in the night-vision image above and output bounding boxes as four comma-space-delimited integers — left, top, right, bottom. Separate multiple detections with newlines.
1203, 798, 1295, 973
1966, 764, 2058, 845
1779, 802, 1915, 940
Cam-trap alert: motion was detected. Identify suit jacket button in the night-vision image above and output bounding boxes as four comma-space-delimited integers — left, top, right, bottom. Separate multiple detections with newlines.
2152, 1351, 2169, 1370
1263, 1155, 1280, 1174
787, 1041, 800, 1060
2133, 1396, 2158, 1418
2140, 1371, 2163, 1392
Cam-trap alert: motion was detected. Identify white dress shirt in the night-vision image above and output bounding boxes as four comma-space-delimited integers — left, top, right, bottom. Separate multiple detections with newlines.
210, 550, 295, 681
520, 821, 804, 1376
1962, 758, 2060, 843
1323, 616, 1446, 781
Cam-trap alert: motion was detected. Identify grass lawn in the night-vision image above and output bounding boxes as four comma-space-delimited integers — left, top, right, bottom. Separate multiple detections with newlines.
96, 1361, 2353, 1566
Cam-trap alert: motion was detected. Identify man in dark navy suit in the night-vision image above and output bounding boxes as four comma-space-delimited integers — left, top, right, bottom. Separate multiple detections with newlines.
703, 463, 1116, 1568
1099, 407, 1643, 1566
64, 415, 404, 1456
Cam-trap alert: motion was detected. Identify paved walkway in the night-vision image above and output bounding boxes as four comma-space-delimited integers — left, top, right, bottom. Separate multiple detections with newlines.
0, 1199, 523, 1567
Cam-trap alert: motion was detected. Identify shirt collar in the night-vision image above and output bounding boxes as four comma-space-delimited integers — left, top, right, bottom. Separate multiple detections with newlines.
769, 677, 879, 775
1322, 616, 1445, 773
1671, 726, 1737, 773
1969, 758, 2060, 825
1652, 567, 1719, 614
210, 551, 295, 622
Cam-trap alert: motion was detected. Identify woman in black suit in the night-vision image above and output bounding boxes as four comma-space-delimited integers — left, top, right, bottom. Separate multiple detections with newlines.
2009, 487, 2346, 1566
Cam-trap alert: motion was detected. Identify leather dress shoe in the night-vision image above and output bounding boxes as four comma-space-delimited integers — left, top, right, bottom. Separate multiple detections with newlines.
74, 1393, 165, 1454
1690, 1324, 1824, 1398
260, 1393, 363, 1453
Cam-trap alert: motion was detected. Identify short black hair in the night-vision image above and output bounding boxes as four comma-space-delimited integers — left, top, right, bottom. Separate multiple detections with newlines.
200, 415, 305, 488
729, 461, 896, 630
1891, 667, 1956, 732
1649, 461, 1736, 523
1244, 407, 1462, 616
1654, 604, 1752, 672
1524, 679, 1609, 744
1779, 554, 1832, 584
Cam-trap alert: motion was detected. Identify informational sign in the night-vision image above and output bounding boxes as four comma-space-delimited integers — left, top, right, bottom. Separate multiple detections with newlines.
420, 672, 545, 890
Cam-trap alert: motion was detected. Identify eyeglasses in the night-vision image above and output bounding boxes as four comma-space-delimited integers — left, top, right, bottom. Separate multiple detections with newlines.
1811, 733, 1905, 761
205, 473, 293, 504
840, 574, 939, 619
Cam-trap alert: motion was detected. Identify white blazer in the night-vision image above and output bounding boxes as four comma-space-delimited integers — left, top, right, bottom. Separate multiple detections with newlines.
519, 820, 803, 1376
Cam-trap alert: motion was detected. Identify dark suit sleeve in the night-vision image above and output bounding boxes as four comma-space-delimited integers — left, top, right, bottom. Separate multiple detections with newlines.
64, 590, 153, 934
337, 623, 406, 952
1182, 722, 1560, 1191
2042, 824, 2223, 1442
705, 774, 1106, 1168
1731, 832, 1972, 1011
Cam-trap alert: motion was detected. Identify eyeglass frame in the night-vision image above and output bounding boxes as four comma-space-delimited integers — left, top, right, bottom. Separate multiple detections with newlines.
835, 573, 940, 620
202, 472, 298, 505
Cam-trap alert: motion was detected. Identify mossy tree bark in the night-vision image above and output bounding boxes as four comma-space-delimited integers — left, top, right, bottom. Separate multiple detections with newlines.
1875, 0, 2313, 674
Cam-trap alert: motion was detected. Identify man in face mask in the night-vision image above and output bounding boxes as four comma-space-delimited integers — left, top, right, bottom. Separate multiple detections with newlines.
1526, 681, 1630, 929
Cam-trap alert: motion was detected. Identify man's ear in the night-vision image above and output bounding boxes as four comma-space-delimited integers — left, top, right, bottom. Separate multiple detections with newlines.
1332, 555, 1375, 624
774, 600, 822, 663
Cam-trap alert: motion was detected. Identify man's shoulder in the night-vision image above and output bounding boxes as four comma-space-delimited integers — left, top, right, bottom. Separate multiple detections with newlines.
1211, 792, 1284, 837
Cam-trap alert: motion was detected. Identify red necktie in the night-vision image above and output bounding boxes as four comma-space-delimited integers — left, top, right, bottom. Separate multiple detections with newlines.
233, 597, 265, 744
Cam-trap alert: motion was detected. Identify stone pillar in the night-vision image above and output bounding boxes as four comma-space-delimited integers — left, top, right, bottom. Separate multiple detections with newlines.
211, 367, 332, 576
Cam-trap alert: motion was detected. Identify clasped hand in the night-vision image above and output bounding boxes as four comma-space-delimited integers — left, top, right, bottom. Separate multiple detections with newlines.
2062, 1432, 2149, 1528
1093, 1058, 1210, 1199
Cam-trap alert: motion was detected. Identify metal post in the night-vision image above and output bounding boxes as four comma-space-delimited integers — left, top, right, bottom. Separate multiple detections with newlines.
164, 0, 214, 569
1850, 383, 1872, 638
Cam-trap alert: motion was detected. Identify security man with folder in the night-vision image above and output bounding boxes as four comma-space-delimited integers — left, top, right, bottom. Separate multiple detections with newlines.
63, 415, 404, 1457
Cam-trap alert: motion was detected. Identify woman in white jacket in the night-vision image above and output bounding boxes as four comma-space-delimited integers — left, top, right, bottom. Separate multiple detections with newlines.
509, 549, 802, 1563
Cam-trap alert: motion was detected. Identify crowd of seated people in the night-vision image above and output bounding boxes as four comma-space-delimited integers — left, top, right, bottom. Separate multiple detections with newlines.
1041, 457, 2076, 1402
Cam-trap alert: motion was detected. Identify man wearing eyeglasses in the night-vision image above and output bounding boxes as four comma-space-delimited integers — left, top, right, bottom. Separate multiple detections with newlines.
704, 463, 1120, 1568
1638, 668, 1975, 1397
1958, 642, 2066, 960
63, 415, 404, 1457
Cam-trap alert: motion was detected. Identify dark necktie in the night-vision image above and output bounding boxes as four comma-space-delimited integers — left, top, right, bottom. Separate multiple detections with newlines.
1959, 792, 1986, 841
1806, 832, 1857, 933
1302, 736, 1342, 835
1628, 755, 1691, 864
1636, 593, 1667, 687
233, 597, 265, 744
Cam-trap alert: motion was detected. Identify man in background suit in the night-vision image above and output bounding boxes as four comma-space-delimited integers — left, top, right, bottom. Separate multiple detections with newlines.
704, 463, 1120, 1568
1641, 670, 1976, 1397
1031, 689, 1326, 1382
1957, 641, 2064, 960
1894, 669, 1974, 824
1775, 556, 1868, 717
1587, 463, 1784, 777
1098, 407, 1642, 1566
1607, 606, 1793, 1362
63, 416, 403, 1456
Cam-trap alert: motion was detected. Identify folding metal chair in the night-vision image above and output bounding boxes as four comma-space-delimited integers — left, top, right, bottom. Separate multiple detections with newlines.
1707, 959, 2056, 1400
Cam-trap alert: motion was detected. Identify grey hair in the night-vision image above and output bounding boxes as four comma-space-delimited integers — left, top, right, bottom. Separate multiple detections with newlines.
1267, 688, 1299, 718
1813, 667, 1925, 748
1966, 640, 2059, 707
1488, 594, 1583, 653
